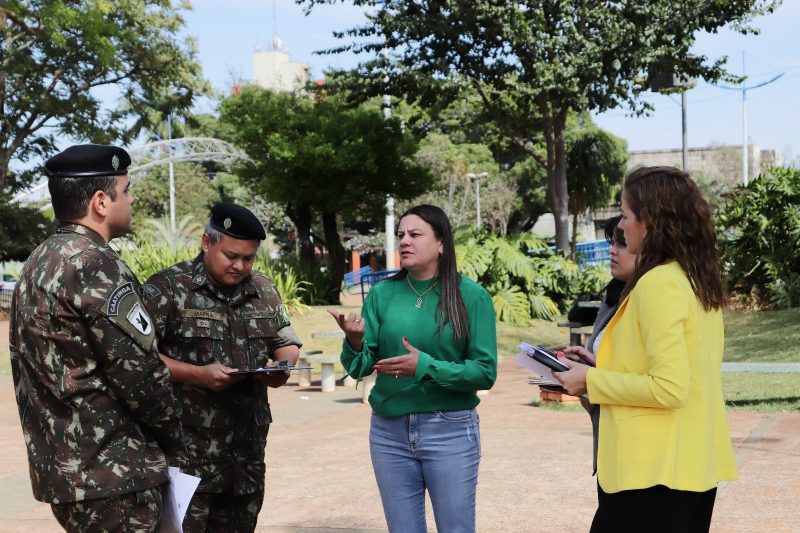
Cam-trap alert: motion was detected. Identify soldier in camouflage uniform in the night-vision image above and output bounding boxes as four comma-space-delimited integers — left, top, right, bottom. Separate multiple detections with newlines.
9, 144, 184, 532
142, 203, 302, 532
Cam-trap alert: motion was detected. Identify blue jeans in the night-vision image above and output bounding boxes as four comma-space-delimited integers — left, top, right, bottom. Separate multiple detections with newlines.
369, 409, 481, 533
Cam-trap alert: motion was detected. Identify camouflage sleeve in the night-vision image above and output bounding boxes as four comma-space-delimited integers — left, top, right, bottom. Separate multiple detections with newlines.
79, 258, 183, 456
273, 324, 303, 350
141, 275, 173, 346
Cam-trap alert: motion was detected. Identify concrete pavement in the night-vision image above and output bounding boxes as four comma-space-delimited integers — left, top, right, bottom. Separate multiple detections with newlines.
0, 358, 798, 532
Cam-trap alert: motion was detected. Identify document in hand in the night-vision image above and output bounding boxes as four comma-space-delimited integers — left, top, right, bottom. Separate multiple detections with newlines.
515, 343, 564, 386
160, 467, 201, 533
519, 343, 570, 372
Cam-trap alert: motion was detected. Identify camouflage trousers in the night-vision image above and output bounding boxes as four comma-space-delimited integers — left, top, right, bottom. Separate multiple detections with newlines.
51, 485, 164, 533
182, 489, 264, 533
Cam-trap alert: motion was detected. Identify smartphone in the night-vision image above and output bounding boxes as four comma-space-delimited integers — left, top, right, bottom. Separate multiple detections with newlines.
527, 345, 570, 372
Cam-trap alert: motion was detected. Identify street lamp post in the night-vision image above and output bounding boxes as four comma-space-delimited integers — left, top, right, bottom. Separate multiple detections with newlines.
465, 172, 488, 230
167, 114, 176, 234
716, 52, 784, 186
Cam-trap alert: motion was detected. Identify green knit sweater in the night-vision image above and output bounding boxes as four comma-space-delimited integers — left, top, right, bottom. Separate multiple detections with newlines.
341, 274, 497, 417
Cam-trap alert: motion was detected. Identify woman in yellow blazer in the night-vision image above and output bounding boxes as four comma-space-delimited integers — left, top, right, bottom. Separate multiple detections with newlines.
555, 166, 737, 533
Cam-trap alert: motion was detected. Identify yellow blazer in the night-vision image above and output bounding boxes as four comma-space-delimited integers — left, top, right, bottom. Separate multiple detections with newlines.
587, 262, 738, 494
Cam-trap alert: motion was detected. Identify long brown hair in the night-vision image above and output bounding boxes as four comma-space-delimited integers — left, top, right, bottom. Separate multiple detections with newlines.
391, 204, 469, 340
622, 166, 726, 311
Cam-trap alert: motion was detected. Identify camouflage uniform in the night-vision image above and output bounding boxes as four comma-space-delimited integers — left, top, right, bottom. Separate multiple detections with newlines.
9, 224, 183, 531
143, 255, 302, 531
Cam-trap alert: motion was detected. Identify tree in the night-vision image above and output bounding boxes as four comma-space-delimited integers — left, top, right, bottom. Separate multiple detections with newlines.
0, 201, 54, 262
219, 87, 431, 302
0, 1, 205, 191
717, 167, 800, 309
409, 133, 494, 227
301, 0, 778, 250
566, 113, 627, 254
129, 162, 221, 235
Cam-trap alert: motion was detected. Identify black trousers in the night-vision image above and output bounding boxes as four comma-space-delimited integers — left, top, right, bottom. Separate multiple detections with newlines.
591, 484, 718, 533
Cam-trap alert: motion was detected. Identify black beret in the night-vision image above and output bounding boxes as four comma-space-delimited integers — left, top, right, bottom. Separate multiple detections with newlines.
209, 203, 266, 240
45, 144, 131, 178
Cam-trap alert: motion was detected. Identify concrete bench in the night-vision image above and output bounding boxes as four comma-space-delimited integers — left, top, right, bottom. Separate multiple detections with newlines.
301, 353, 339, 392
309, 329, 357, 388
311, 329, 345, 340
297, 350, 321, 387
557, 321, 594, 347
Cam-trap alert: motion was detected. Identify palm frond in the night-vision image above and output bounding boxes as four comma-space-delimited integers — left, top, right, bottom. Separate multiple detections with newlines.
490, 282, 531, 326
456, 240, 493, 281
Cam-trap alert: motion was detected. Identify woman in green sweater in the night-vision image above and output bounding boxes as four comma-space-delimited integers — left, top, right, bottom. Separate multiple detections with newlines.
329, 204, 497, 533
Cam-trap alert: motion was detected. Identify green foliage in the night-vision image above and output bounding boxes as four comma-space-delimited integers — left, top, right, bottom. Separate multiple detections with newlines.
130, 163, 221, 232
133, 216, 203, 250
408, 133, 498, 229
565, 113, 627, 253
120, 242, 196, 284
717, 167, 800, 309
491, 282, 532, 326
219, 87, 432, 302
0, 200, 55, 262
455, 229, 609, 323
0, 1, 206, 190
220, 87, 431, 223
304, 0, 777, 250
253, 254, 312, 315
120, 243, 311, 315
566, 113, 626, 213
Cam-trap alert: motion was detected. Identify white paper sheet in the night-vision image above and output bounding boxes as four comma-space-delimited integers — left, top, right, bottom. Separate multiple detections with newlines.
515, 352, 561, 382
516, 349, 590, 400
160, 467, 201, 533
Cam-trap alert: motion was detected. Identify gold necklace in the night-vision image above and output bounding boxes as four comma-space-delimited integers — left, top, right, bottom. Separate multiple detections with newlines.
406, 276, 439, 309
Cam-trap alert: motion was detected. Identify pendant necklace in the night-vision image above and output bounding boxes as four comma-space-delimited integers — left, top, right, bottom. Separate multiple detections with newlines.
406, 275, 439, 309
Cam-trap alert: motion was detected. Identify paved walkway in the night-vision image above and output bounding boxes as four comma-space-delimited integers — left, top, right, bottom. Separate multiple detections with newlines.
0, 357, 798, 532
722, 362, 800, 372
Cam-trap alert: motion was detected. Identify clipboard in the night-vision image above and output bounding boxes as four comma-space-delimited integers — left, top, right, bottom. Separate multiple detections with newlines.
519, 343, 570, 372
226, 361, 312, 376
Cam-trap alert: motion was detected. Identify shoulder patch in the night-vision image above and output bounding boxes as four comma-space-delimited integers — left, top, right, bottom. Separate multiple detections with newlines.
143, 283, 161, 299
107, 282, 135, 316
126, 303, 153, 335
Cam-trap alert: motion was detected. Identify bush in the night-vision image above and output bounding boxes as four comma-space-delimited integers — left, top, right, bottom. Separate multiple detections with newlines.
716, 167, 800, 309
120, 243, 311, 315
455, 229, 610, 324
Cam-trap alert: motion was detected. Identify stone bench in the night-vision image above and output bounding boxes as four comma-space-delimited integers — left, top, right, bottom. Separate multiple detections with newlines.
299, 352, 340, 392
557, 321, 594, 347
307, 329, 358, 389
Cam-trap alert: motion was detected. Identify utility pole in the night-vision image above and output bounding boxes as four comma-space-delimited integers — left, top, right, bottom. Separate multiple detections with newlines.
465, 172, 488, 230
742, 52, 748, 185
717, 51, 783, 186
681, 91, 688, 171
168, 114, 176, 234
382, 46, 396, 270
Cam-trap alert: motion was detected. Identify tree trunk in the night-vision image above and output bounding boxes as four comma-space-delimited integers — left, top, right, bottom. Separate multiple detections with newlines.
541, 103, 571, 251
286, 202, 315, 266
0, 150, 11, 191
321, 211, 346, 305
571, 209, 579, 261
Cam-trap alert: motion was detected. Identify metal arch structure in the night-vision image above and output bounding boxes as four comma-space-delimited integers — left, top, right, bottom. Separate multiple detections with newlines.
126, 137, 250, 175
10, 137, 250, 205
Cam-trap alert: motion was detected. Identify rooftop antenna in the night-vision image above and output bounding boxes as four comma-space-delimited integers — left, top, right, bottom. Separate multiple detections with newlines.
271, 0, 282, 51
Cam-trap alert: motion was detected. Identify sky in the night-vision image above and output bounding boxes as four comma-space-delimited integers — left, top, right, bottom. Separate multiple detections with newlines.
185, 0, 798, 160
